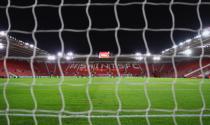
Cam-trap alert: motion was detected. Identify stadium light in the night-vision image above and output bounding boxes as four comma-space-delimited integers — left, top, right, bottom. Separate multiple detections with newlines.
47, 55, 56, 60
199, 45, 207, 48
179, 42, 184, 46
165, 49, 169, 52
0, 31, 6, 36
25, 42, 29, 46
0, 43, 4, 49
172, 45, 177, 48
135, 52, 143, 60
194, 34, 201, 39
182, 49, 192, 56
185, 39, 191, 43
67, 52, 73, 56
153, 56, 161, 61
65, 56, 73, 60
135, 52, 141, 56
202, 30, 210, 37
146, 52, 151, 56
57, 52, 63, 57
136, 56, 143, 61
29, 44, 34, 48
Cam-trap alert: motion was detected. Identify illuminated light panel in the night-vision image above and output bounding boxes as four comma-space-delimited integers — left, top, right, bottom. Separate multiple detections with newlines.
182, 49, 192, 56
47, 55, 56, 60
153, 56, 161, 61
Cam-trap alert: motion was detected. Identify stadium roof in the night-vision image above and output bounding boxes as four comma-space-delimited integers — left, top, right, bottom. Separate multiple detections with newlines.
161, 28, 210, 56
0, 33, 49, 58
0, 30, 210, 63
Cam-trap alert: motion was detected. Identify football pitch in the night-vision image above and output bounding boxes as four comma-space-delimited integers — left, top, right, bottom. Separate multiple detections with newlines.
0, 77, 210, 125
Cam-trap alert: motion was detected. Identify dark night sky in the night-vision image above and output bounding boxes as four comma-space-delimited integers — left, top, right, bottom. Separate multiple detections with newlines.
1, 0, 210, 54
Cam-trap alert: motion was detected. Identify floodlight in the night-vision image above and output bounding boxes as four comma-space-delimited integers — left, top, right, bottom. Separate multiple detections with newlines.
194, 35, 201, 39
153, 56, 161, 61
136, 56, 143, 60
25, 43, 29, 46
185, 39, 191, 43
67, 52, 73, 56
47, 55, 56, 60
165, 49, 169, 52
179, 42, 184, 46
182, 49, 192, 56
29, 44, 34, 48
135, 52, 143, 60
0, 43, 4, 49
65, 56, 73, 60
135, 52, 141, 56
0, 31, 6, 36
57, 52, 63, 57
172, 45, 177, 48
146, 52, 151, 56
202, 30, 210, 37
199, 45, 207, 48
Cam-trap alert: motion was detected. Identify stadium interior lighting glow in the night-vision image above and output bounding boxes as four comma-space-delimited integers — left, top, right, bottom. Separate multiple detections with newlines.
204, 44, 210, 48
146, 52, 151, 56
135, 52, 141, 56
172, 45, 177, 48
67, 52, 73, 56
165, 49, 169, 51
153, 56, 161, 61
0, 31, 6, 36
65, 56, 73, 60
182, 49, 192, 56
185, 39, 191, 43
47, 55, 56, 60
202, 30, 210, 37
194, 34, 201, 39
57, 52, 63, 57
179, 42, 184, 46
200, 45, 209, 48
0, 43, 4, 49
29, 44, 34, 48
136, 56, 143, 60
25, 43, 29, 46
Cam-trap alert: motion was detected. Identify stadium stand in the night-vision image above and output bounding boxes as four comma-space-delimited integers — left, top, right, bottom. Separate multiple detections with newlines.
0, 33, 210, 78
0, 59, 210, 78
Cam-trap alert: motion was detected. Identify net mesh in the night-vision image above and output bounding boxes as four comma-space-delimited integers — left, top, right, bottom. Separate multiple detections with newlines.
0, 0, 210, 125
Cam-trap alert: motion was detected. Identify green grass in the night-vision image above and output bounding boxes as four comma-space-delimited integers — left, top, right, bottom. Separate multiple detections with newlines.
0, 77, 210, 125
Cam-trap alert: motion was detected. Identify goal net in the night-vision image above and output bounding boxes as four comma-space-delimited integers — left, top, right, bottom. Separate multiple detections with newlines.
0, 0, 210, 125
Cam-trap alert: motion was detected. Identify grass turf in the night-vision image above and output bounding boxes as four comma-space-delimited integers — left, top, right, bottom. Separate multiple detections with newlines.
0, 77, 210, 125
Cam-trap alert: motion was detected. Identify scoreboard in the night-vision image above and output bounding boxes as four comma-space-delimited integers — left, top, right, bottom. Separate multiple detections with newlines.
99, 51, 110, 58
